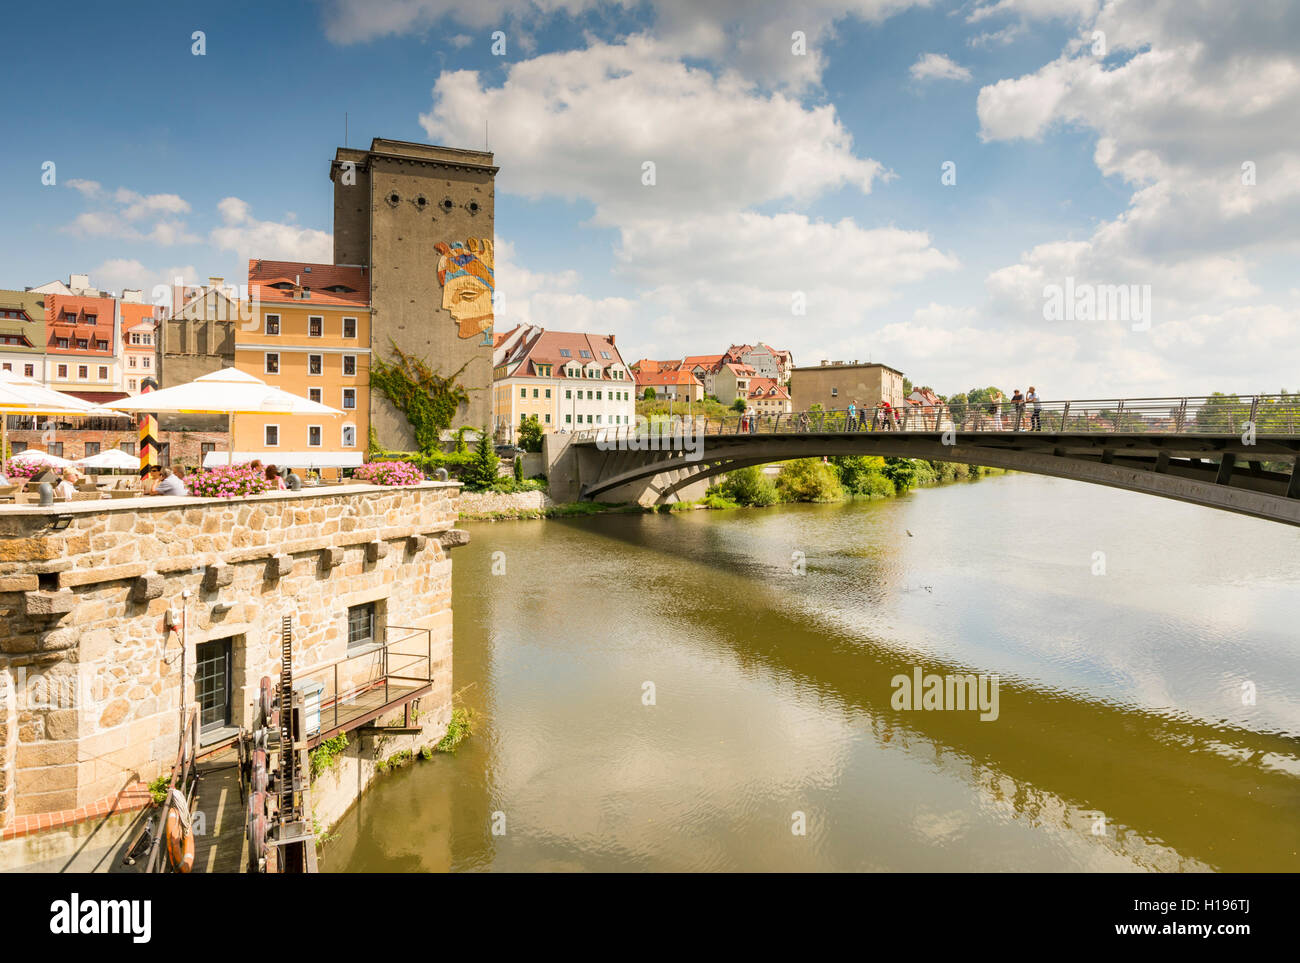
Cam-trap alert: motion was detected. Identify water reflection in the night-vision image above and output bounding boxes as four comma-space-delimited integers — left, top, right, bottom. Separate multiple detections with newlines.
326, 475, 1300, 872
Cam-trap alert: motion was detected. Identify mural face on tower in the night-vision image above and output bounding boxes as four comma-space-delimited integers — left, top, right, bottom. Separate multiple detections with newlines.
434, 238, 494, 340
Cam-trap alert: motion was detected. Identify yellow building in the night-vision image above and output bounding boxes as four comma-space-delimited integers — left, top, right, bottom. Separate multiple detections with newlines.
234, 259, 370, 469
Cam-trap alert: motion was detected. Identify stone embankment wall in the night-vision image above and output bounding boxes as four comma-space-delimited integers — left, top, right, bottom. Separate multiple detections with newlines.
0, 482, 464, 847
458, 489, 554, 518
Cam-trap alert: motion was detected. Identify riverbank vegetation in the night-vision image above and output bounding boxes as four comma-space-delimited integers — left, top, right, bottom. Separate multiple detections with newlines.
705, 457, 1004, 509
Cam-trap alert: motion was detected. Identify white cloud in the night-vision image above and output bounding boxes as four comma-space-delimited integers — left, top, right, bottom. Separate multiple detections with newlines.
415, 34, 958, 367
63, 185, 198, 245
325, 0, 929, 87
91, 258, 201, 304
968, 0, 1300, 395
209, 197, 332, 263
909, 53, 971, 82
967, 0, 1098, 26
420, 36, 886, 224
66, 179, 101, 198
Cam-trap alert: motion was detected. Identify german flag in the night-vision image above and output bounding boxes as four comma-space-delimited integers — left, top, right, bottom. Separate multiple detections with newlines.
138, 377, 160, 477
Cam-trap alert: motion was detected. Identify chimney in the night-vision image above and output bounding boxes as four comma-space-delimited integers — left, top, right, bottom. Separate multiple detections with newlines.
820, 360, 829, 366
208, 276, 224, 288
607, 334, 615, 345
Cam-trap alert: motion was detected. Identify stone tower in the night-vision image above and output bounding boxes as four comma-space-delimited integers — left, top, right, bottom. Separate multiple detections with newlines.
330, 138, 497, 450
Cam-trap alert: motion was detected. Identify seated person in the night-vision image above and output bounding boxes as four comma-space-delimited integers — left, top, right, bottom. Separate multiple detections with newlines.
55, 468, 81, 501
265, 465, 287, 491
151, 467, 188, 497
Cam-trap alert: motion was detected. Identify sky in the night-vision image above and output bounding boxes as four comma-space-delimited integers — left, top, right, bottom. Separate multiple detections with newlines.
3, 0, 1298, 399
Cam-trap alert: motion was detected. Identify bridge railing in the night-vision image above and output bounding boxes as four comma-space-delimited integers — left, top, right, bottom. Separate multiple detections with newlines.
569, 394, 1300, 443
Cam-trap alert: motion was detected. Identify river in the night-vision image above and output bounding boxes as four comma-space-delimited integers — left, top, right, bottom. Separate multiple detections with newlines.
324, 473, 1300, 872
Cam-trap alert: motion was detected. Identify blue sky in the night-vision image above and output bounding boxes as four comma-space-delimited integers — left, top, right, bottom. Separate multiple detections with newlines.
4, 0, 1298, 397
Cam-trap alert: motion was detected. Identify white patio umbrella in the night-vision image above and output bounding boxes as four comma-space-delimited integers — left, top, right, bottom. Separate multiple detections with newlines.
0, 369, 118, 464
77, 447, 142, 471
10, 449, 76, 470
104, 367, 344, 465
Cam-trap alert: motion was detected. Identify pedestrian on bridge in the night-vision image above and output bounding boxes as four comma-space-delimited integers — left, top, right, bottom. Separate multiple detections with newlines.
1011, 389, 1026, 430
857, 404, 869, 431
1026, 386, 1042, 431
847, 401, 857, 431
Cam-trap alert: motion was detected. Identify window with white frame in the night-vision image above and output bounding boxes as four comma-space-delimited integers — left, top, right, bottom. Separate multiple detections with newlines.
308, 316, 323, 338
342, 424, 356, 448
308, 387, 322, 404
264, 425, 279, 447
342, 387, 356, 410
342, 355, 356, 376
308, 354, 323, 376
265, 314, 280, 335
308, 425, 322, 447
265, 353, 280, 374
343, 317, 357, 339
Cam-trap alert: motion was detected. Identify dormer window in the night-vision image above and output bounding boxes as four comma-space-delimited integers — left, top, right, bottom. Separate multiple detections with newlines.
325, 284, 355, 294
271, 282, 295, 290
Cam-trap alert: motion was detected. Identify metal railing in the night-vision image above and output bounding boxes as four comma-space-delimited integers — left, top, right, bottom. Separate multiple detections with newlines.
296, 626, 434, 739
571, 394, 1300, 443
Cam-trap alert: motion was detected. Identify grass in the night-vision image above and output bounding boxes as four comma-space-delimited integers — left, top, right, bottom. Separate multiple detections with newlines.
435, 706, 476, 754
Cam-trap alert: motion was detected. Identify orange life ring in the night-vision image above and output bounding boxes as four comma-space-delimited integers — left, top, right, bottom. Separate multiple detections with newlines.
165, 807, 195, 873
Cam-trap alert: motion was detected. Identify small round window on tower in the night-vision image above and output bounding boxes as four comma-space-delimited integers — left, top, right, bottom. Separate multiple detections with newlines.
468, 201, 480, 214
416, 195, 427, 209
441, 198, 454, 211
387, 192, 400, 207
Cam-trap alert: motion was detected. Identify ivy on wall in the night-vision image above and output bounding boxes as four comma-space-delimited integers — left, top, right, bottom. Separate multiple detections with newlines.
370, 341, 473, 452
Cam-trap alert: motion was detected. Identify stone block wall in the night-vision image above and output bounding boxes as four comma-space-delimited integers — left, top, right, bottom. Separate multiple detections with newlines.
0, 481, 463, 831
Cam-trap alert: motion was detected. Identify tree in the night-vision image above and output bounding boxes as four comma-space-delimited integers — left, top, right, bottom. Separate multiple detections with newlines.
643, 387, 656, 400
731, 398, 746, 413
881, 457, 919, 492
513, 454, 525, 483
719, 466, 779, 506
776, 458, 844, 502
903, 377, 913, 395
518, 414, 544, 453
461, 427, 500, 491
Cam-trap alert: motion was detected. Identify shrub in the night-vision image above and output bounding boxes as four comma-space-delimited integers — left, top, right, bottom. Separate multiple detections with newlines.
718, 465, 779, 506
513, 455, 524, 483
461, 428, 500, 492
776, 458, 844, 502
354, 460, 424, 486
702, 490, 740, 509
183, 464, 271, 498
517, 416, 544, 453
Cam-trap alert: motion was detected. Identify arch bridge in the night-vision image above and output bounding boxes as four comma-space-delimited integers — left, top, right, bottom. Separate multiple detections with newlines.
563, 394, 1300, 527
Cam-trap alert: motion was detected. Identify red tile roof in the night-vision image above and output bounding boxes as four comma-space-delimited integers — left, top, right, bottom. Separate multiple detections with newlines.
248, 259, 369, 307
503, 328, 626, 379
746, 377, 790, 400
636, 368, 702, 387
